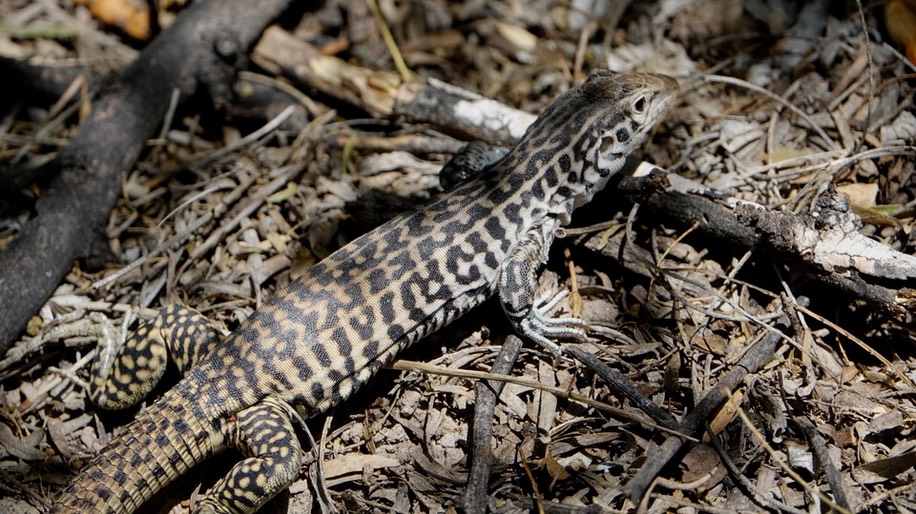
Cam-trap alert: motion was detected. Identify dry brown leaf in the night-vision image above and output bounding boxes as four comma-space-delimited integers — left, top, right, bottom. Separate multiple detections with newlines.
0, 423, 46, 461
859, 450, 916, 479
704, 389, 742, 441
77, 0, 150, 40
885, 0, 916, 63
680, 444, 726, 490
542, 450, 572, 489
836, 183, 878, 210
866, 409, 905, 435
323, 453, 401, 483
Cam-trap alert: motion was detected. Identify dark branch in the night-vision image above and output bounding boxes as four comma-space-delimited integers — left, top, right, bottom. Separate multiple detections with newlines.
0, 0, 294, 352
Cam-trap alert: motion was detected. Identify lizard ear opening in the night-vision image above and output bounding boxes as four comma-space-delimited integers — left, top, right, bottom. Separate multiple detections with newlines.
600, 134, 616, 153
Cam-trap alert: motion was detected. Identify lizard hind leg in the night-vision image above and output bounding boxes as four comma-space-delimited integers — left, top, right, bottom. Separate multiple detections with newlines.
195, 397, 303, 514
90, 305, 221, 410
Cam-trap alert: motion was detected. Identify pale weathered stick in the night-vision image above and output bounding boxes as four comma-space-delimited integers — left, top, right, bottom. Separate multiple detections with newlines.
252, 26, 536, 147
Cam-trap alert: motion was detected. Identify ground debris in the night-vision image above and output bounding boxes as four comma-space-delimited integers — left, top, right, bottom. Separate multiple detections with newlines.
0, 1, 914, 513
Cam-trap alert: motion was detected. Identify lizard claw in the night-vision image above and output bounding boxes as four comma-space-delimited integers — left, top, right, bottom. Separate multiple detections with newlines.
519, 290, 589, 355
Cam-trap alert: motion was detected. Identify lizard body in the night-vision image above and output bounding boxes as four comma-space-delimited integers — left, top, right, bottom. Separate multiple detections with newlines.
51, 70, 677, 514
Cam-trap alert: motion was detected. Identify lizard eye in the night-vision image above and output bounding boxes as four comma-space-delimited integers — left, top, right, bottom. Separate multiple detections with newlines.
633, 96, 647, 114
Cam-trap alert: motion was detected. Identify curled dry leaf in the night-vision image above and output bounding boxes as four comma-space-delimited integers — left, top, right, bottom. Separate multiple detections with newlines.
885, 0, 916, 63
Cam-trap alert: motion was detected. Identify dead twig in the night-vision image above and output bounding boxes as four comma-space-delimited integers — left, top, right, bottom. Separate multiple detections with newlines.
389, 359, 695, 440
252, 27, 537, 147
462, 335, 523, 514
564, 345, 679, 429
0, 0, 295, 352
794, 416, 851, 511
624, 329, 781, 503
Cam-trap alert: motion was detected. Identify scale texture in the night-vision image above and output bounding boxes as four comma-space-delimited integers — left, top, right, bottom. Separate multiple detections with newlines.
51, 70, 678, 514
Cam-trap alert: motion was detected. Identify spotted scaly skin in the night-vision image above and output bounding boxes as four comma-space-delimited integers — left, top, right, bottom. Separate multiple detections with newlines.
51, 70, 678, 514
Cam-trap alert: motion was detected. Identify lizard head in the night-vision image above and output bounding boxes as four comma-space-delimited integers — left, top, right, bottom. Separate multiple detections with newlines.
588, 71, 678, 168
560, 70, 678, 213
485, 70, 678, 226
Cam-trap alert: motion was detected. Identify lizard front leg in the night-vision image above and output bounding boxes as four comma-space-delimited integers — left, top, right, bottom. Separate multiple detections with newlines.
439, 141, 508, 189
498, 221, 588, 354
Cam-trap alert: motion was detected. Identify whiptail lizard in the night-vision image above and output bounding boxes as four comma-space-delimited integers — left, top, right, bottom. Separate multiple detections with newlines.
50, 70, 677, 514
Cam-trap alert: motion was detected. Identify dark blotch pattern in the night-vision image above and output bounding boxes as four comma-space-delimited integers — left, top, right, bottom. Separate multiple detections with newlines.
51, 71, 678, 514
